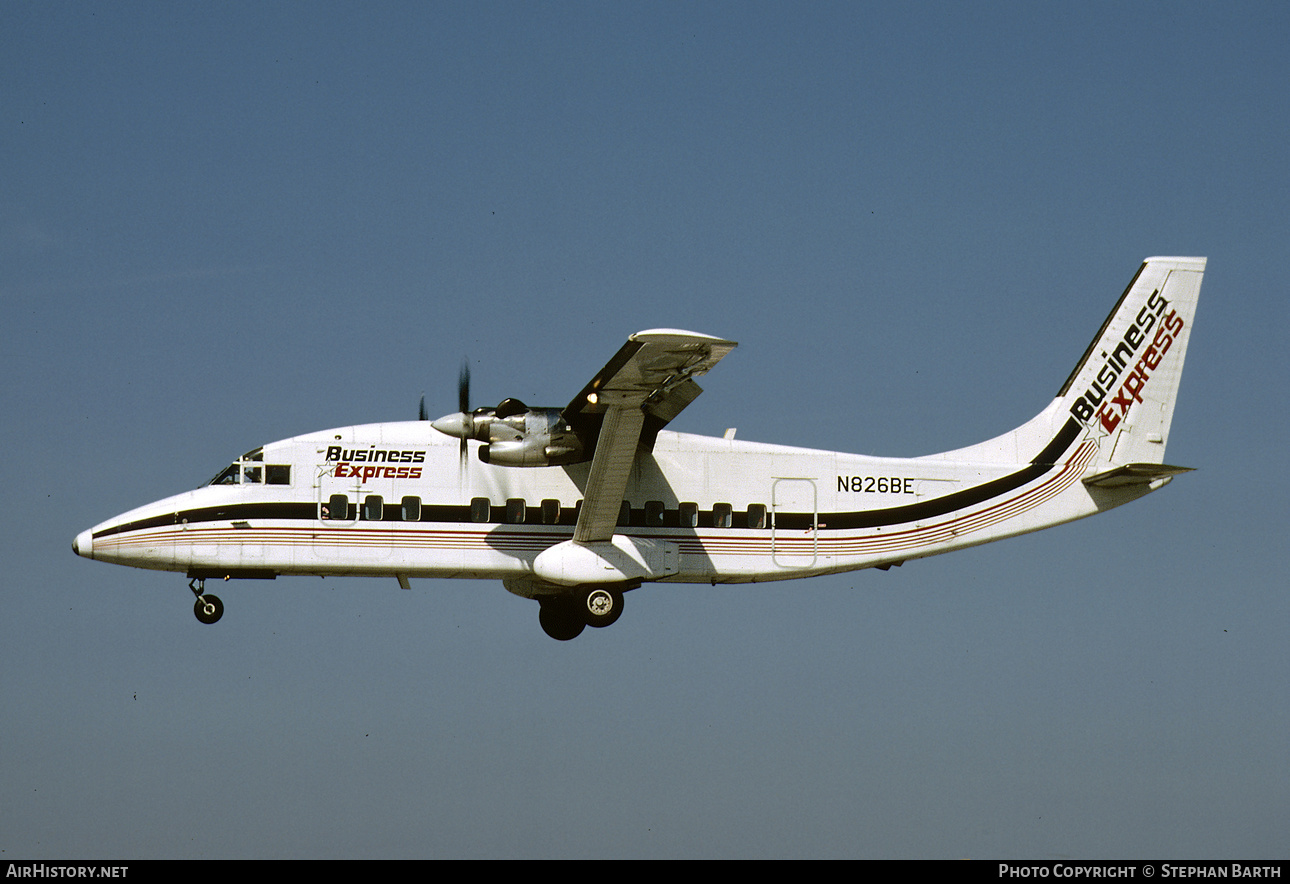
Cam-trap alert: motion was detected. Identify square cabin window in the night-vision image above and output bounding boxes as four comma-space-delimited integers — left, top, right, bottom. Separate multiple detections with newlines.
713, 503, 733, 528
679, 502, 698, 528
326, 493, 349, 521
541, 499, 561, 525
747, 503, 767, 530
645, 501, 666, 527
401, 496, 421, 521
470, 497, 491, 523
506, 498, 526, 524
363, 495, 383, 521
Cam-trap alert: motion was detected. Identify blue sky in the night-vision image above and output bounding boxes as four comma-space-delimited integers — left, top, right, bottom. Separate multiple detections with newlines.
3, 1, 1287, 858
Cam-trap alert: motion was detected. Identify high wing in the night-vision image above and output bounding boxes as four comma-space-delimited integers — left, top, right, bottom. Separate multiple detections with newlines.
562, 330, 736, 543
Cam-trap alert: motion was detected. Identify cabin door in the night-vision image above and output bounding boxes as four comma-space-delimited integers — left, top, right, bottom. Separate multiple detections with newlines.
313, 436, 392, 561
771, 477, 818, 569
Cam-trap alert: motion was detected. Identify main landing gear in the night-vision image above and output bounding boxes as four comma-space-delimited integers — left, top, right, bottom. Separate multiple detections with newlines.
188, 578, 224, 625
537, 587, 624, 641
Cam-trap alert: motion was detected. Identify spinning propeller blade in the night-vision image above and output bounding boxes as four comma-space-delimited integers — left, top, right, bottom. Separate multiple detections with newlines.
458, 360, 470, 466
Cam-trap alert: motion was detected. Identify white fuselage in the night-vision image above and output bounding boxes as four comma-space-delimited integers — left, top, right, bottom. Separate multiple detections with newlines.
70, 256, 1204, 638
74, 408, 1133, 588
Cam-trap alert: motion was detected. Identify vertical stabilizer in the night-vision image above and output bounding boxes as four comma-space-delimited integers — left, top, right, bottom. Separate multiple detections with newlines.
1058, 256, 1205, 466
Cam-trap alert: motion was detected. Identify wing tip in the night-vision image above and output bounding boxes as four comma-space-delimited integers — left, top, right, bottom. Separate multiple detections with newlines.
630, 329, 737, 348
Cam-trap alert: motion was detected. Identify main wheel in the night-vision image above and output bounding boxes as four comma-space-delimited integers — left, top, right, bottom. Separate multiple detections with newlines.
194, 594, 224, 625
583, 587, 623, 628
538, 599, 585, 641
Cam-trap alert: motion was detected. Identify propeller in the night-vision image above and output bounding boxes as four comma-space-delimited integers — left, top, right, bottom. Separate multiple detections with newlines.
426, 361, 473, 469
427, 367, 581, 469
456, 359, 471, 466
431, 360, 545, 469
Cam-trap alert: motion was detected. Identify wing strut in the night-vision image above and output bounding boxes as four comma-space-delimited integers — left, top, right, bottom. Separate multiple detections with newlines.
574, 404, 644, 543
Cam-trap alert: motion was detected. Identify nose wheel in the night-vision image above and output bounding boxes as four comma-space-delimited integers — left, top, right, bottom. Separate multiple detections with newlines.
188, 578, 224, 625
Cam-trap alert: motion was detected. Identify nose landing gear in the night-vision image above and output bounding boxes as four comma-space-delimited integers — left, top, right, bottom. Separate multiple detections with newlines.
188, 578, 224, 625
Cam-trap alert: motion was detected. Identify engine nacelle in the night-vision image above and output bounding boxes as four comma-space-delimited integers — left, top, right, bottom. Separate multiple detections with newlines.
480, 408, 585, 466
434, 403, 587, 467
479, 437, 583, 467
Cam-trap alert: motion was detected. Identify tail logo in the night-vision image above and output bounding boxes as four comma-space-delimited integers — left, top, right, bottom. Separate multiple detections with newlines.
1068, 290, 1186, 433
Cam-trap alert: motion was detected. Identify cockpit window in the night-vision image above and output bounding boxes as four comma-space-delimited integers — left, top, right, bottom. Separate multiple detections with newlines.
206, 456, 277, 487
208, 464, 241, 485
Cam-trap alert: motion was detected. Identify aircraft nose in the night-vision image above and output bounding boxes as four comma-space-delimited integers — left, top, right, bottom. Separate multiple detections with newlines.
73, 529, 93, 559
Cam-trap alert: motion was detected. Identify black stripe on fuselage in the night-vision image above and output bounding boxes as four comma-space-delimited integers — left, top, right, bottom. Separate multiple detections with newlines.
92, 502, 318, 539
94, 419, 1083, 538
791, 417, 1083, 530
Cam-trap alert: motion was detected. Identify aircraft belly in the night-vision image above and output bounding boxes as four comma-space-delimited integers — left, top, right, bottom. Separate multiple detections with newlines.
296, 523, 554, 580
311, 524, 394, 562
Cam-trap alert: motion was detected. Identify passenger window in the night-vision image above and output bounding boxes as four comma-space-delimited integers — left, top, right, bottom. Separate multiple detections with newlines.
541, 499, 560, 525
713, 503, 733, 528
326, 493, 349, 521
471, 497, 491, 523
679, 502, 698, 527
402, 496, 421, 521
747, 504, 767, 529
363, 495, 383, 520
266, 465, 291, 485
506, 498, 526, 524
618, 501, 631, 526
645, 501, 665, 526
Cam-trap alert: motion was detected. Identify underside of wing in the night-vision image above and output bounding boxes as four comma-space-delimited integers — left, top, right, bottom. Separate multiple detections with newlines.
566, 330, 736, 544
563, 329, 737, 441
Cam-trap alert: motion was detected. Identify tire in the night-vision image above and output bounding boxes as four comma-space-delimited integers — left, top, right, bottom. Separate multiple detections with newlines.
194, 594, 224, 625
538, 599, 585, 641
583, 587, 623, 628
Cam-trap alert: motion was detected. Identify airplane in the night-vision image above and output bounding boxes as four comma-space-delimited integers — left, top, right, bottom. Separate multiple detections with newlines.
73, 256, 1205, 640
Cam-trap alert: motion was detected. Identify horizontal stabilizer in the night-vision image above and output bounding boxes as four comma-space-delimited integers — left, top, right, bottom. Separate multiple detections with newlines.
1082, 463, 1194, 488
